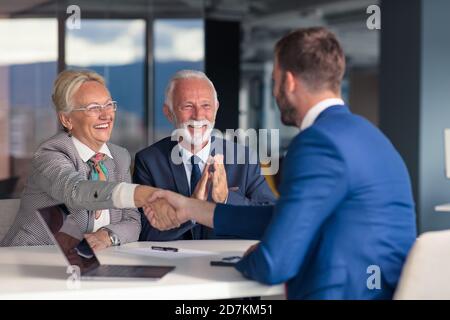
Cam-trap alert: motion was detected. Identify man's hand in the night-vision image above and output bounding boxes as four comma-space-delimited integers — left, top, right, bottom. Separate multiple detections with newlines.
146, 189, 216, 229
191, 162, 212, 200
211, 155, 228, 203
144, 190, 190, 231
142, 198, 181, 231
84, 229, 111, 251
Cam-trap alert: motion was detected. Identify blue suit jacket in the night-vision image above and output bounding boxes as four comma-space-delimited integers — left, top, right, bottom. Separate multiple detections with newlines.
214, 106, 417, 299
134, 136, 276, 241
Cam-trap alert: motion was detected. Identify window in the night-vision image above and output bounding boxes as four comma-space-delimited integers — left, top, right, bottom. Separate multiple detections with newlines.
153, 19, 204, 142
0, 5, 205, 199
0, 18, 58, 198
66, 19, 146, 159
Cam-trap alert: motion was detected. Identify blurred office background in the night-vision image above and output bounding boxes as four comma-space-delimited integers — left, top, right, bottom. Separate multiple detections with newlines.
0, 0, 448, 234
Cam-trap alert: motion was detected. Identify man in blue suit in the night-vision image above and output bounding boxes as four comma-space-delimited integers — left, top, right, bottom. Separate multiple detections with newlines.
145, 27, 417, 299
134, 70, 275, 241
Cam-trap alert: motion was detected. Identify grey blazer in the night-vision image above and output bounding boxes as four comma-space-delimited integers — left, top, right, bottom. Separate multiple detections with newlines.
1, 131, 141, 246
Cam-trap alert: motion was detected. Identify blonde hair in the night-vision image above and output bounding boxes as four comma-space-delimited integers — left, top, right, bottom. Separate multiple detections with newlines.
52, 69, 107, 114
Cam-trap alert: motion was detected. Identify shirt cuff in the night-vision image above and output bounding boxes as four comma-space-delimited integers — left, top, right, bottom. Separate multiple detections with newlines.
112, 182, 139, 208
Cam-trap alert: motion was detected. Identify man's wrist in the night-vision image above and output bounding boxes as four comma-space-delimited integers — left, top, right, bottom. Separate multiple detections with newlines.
187, 198, 205, 221
189, 199, 216, 228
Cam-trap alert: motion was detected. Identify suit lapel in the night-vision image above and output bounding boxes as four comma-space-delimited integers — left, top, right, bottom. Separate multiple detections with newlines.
103, 150, 121, 223
167, 141, 190, 196
103, 155, 117, 181
210, 135, 218, 157
65, 135, 91, 231
65, 133, 90, 179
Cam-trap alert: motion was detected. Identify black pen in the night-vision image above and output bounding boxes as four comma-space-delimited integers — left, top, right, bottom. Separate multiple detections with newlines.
151, 245, 178, 252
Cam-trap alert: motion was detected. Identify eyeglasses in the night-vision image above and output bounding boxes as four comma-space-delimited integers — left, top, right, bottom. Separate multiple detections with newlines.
71, 101, 118, 117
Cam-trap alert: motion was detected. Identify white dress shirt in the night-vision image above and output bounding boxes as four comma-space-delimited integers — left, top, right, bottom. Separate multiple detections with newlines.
72, 137, 137, 231
72, 137, 112, 231
300, 98, 345, 132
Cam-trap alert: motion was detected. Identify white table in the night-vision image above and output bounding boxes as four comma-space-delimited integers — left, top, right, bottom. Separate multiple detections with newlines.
0, 240, 285, 300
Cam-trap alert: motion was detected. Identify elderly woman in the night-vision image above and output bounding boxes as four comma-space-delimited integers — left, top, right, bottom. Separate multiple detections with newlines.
1, 69, 169, 249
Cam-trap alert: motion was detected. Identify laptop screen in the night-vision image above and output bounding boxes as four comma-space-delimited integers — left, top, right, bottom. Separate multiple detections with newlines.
37, 205, 100, 273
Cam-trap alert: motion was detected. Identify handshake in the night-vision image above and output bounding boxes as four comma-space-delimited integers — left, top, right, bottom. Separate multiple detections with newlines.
134, 186, 216, 231
134, 186, 187, 230
133, 154, 227, 230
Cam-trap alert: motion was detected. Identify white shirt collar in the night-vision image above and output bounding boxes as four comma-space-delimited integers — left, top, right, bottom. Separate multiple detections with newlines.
300, 98, 345, 132
179, 138, 211, 165
71, 136, 113, 163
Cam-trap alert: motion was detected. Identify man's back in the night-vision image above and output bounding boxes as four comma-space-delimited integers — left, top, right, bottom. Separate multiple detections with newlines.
220, 105, 417, 299
286, 105, 416, 299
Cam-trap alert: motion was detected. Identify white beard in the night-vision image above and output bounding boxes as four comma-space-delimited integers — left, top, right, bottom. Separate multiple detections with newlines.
176, 119, 214, 147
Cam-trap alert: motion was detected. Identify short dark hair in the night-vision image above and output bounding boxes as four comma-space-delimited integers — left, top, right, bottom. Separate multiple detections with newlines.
275, 27, 345, 93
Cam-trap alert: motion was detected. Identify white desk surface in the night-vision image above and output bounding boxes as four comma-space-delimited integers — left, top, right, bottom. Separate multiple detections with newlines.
0, 240, 285, 300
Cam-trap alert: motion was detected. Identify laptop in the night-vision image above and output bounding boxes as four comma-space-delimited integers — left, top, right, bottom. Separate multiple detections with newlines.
36, 204, 175, 280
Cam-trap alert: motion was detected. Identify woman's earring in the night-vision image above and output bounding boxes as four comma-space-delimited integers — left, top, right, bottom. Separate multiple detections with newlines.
66, 126, 72, 137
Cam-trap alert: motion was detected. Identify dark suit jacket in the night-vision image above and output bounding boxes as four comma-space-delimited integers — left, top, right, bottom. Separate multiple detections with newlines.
133, 136, 276, 240
214, 106, 417, 299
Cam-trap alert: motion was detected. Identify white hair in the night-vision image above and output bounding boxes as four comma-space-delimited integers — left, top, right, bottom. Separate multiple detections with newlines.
164, 70, 218, 111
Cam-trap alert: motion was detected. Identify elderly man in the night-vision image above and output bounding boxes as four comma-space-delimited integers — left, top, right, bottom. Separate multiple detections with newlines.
133, 70, 275, 240
145, 28, 417, 299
